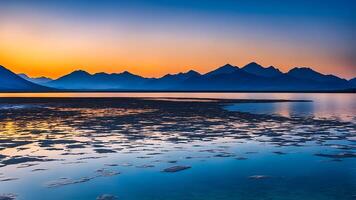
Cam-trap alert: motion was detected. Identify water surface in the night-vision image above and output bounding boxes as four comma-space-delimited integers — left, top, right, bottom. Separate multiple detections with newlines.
0, 93, 355, 200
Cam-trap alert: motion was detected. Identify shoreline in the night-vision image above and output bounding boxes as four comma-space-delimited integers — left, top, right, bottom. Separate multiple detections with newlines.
0, 97, 312, 103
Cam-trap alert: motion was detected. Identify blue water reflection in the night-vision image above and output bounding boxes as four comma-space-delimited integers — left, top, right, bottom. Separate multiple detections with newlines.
225, 101, 316, 118
0, 93, 354, 200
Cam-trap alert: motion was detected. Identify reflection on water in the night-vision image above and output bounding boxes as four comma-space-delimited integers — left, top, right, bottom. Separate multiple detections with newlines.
225, 101, 316, 118
0, 95, 355, 200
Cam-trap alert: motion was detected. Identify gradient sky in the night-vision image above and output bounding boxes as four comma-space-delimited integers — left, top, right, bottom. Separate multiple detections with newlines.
0, 0, 355, 79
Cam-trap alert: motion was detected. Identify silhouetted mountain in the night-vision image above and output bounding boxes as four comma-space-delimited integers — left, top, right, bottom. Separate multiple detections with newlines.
158, 70, 201, 82
286, 67, 351, 90
0, 65, 51, 91
177, 65, 353, 91
145, 70, 201, 89
242, 62, 282, 77
205, 64, 239, 76
18, 73, 53, 85
4, 63, 354, 91
179, 66, 265, 90
45, 70, 146, 89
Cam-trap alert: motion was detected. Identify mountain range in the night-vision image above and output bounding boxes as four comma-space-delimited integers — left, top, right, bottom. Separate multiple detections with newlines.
0, 65, 50, 91
0, 62, 355, 92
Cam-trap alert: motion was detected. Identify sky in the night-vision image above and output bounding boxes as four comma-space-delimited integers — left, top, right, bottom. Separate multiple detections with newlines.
0, 0, 355, 79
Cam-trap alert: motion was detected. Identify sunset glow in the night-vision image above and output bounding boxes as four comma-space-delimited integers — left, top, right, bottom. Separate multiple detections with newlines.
0, 0, 355, 79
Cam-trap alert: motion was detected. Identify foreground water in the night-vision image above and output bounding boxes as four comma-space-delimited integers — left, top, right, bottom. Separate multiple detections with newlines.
0, 93, 355, 200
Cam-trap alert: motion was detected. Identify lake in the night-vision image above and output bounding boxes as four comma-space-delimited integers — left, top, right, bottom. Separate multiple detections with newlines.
0, 93, 355, 200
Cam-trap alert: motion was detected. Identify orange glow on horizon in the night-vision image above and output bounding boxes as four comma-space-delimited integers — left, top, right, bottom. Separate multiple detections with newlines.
0, 11, 354, 79
1, 44, 354, 79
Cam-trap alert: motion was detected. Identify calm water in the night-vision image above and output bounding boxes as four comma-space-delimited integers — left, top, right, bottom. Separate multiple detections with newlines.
0, 93, 355, 200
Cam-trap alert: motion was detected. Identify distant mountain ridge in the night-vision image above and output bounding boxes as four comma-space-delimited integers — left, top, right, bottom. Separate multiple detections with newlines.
2, 62, 355, 92
18, 73, 53, 85
242, 62, 282, 77
0, 65, 51, 91
205, 64, 239, 76
45, 70, 146, 90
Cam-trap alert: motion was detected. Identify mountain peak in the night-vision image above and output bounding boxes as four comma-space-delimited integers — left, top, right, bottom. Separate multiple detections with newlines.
242, 62, 264, 70
60, 70, 90, 79
244, 62, 261, 67
51, 70, 91, 83
160, 69, 200, 80
218, 64, 237, 70
288, 67, 320, 76
121, 71, 133, 75
119, 71, 142, 78
205, 64, 239, 76
222, 63, 235, 68
287, 67, 349, 84
71, 70, 91, 75
242, 62, 282, 77
186, 70, 200, 76
267, 65, 277, 69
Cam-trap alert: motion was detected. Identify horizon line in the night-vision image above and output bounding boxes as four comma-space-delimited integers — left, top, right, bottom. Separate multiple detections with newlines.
2, 62, 354, 80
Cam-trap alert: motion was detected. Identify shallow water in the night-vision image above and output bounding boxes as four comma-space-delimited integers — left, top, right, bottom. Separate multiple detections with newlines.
1, 92, 354, 121
0, 93, 355, 200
